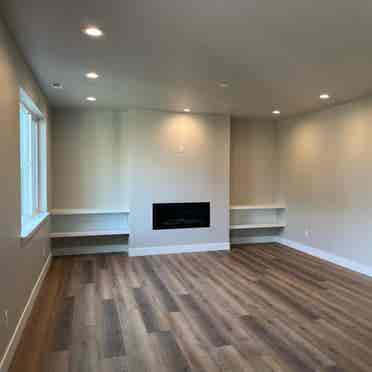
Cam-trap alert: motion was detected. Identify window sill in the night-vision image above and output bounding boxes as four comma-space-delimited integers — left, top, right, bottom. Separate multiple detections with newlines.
21, 212, 49, 239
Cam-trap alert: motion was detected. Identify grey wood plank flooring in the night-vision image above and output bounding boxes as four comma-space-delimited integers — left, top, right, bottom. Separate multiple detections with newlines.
9, 243, 372, 372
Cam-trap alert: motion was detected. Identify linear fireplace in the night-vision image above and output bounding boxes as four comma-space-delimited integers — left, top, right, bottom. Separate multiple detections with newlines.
153, 202, 210, 230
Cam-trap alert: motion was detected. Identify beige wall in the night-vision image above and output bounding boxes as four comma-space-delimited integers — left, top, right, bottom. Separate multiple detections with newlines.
0, 18, 50, 363
51, 108, 129, 211
128, 110, 230, 249
230, 117, 278, 205
278, 96, 372, 266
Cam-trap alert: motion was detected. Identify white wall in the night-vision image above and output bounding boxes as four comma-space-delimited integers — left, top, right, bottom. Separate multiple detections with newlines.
278, 96, 372, 267
230, 117, 278, 205
0, 17, 50, 364
229, 117, 280, 243
51, 108, 129, 211
128, 110, 230, 250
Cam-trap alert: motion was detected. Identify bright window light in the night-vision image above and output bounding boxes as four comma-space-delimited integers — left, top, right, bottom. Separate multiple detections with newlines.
19, 89, 47, 236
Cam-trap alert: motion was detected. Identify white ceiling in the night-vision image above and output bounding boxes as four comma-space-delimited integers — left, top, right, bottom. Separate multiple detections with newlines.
2, 0, 372, 117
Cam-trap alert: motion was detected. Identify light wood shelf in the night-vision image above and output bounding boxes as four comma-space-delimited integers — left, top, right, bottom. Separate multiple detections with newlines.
50, 229, 130, 238
51, 209, 130, 215
230, 204, 286, 211
230, 223, 286, 230
50, 209, 130, 238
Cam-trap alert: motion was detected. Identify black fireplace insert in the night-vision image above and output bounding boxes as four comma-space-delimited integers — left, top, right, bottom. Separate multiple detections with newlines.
153, 202, 210, 230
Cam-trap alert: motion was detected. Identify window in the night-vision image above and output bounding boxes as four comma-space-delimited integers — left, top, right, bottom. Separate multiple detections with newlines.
19, 89, 48, 237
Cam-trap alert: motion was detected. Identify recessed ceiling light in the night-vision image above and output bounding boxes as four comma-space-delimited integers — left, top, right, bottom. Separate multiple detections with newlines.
218, 82, 229, 88
320, 93, 330, 100
183, 108, 191, 112
51, 82, 63, 89
85, 72, 99, 79
272, 110, 281, 115
83, 26, 104, 38
86, 96, 97, 102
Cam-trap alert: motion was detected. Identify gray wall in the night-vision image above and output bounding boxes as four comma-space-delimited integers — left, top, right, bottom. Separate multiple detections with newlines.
51, 108, 129, 211
230, 117, 278, 205
0, 18, 50, 362
278, 96, 372, 266
128, 110, 230, 249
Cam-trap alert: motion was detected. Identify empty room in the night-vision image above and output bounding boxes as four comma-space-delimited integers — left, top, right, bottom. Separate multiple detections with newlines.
1, 0, 372, 371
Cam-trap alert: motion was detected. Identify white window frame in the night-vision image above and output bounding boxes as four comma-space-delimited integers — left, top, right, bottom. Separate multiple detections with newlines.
19, 88, 48, 238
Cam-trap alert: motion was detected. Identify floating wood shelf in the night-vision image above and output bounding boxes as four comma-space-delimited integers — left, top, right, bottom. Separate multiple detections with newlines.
51, 209, 130, 215
50, 229, 130, 238
230, 223, 286, 230
50, 209, 130, 238
230, 205, 286, 210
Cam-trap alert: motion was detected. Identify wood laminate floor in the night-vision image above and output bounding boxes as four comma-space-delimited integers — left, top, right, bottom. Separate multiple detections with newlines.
9, 244, 372, 372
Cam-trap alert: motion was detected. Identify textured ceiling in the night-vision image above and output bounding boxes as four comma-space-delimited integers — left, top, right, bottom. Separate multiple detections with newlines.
2, 0, 372, 117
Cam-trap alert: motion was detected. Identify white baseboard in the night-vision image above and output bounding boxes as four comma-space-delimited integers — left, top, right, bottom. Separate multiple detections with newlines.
129, 242, 230, 257
52, 245, 129, 256
230, 236, 277, 245
276, 237, 372, 278
0, 255, 52, 372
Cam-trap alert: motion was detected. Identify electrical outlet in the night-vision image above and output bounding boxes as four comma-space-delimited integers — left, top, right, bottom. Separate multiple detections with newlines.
3, 310, 9, 328
305, 229, 310, 238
